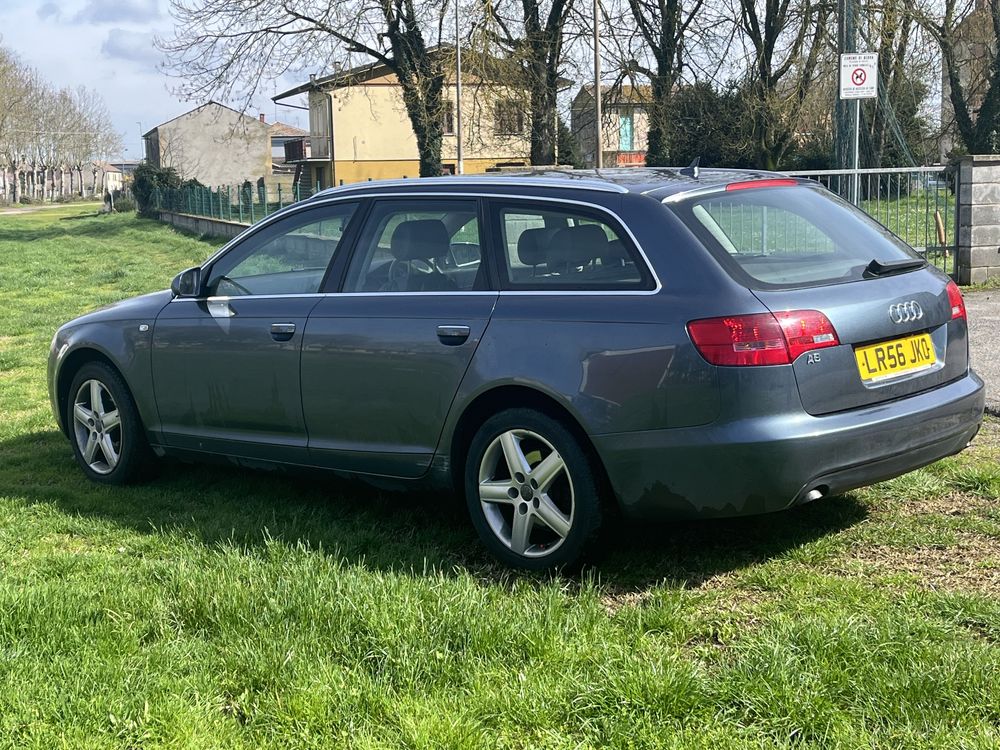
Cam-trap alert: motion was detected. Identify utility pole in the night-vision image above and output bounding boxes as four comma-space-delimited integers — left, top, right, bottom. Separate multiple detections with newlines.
835, 0, 856, 175
137, 121, 144, 161
593, 0, 602, 169
455, 0, 464, 175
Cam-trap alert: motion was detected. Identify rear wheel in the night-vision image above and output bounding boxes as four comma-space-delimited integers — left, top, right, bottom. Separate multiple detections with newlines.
67, 362, 153, 485
465, 408, 602, 570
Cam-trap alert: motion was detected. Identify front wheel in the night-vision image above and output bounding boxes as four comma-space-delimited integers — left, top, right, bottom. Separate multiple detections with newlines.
464, 408, 603, 570
67, 362, 153, 485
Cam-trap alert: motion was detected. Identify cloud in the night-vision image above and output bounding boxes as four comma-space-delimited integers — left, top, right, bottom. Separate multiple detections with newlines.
37, 2, 60, 21
75, 0, 160, 24
100, 28, 161, 68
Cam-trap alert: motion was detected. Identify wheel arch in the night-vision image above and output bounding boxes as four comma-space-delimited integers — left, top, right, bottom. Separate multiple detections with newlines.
447, 384, 618, 510
55, 347, 129, 439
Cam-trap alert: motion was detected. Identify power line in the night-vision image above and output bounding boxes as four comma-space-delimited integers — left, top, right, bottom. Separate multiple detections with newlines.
4, 130, 106, 136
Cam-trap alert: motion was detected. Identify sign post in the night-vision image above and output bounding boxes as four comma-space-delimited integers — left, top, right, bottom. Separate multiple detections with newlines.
839, 52, 878, 204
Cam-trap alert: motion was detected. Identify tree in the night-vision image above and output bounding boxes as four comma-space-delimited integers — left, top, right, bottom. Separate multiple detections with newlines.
920, 0, 1000, 153
478, 0, 574, 165
666, 81, 754, 167
732, 0, 830, 169
0, 45, 120, 204
616, 0, 705, 165
556, 116, 584, 166
161, 0, 453, 177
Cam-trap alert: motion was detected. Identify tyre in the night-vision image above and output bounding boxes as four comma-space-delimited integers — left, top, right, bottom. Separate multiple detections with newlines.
66, 361, 154, 485
465, 408, 603, 570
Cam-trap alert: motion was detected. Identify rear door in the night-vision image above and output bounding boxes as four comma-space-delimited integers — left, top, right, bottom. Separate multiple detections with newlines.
299, 197, 497, 477
674, 184, 969, 415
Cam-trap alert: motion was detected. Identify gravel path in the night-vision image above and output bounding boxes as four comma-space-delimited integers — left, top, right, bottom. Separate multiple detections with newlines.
966, 290, 999, 415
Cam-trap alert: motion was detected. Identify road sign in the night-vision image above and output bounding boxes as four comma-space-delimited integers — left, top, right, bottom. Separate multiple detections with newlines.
840, 53, 878, 99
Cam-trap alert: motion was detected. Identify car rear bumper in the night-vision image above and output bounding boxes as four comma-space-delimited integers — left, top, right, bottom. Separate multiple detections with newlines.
593, 370, 986, 520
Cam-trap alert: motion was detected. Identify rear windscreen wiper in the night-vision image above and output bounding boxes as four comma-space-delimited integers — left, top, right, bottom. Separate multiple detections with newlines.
863, 257, 927, 278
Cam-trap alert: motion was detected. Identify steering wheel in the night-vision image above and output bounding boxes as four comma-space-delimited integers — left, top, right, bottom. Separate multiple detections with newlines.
384, 258, 435, 291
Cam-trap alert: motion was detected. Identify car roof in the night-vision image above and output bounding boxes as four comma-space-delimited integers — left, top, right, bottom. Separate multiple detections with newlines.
308, 167, 792, 203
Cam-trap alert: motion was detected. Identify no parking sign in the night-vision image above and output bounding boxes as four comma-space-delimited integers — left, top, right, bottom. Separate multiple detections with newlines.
839, 53, 878, 99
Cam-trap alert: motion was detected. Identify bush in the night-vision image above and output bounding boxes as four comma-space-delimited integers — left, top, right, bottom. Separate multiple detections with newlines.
132, 163, 182, 217
113, 196, 136, 213
556, 118, 585, 169
52, 193, 89, 204
18, 195, 32, 205
666, 82, 755, 169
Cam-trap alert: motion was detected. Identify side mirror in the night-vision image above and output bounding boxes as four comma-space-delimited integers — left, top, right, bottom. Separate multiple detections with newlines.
170, 266, 202, 298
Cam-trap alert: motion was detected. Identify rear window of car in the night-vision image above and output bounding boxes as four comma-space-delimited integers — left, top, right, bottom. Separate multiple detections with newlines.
672, 185, 922, 288
493, 201, 654, 290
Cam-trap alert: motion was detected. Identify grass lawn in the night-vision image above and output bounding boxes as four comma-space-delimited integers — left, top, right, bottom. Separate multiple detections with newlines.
1, 205, 999, 748
861, 190, 957, 249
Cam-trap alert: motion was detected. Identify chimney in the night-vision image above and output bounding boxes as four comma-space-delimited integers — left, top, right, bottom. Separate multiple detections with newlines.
259, 113, 266, 123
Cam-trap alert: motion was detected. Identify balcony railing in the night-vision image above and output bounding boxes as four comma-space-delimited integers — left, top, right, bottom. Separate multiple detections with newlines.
284, 136, 331, 162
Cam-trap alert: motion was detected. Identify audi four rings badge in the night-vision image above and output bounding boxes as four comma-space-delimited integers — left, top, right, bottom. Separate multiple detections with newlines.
889, 301, 923, 324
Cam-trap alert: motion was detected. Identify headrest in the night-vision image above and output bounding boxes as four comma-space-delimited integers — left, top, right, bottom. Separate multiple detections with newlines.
548, 224, 608, 271
390, 219, 450, 261
517, 227, 558, 266
602, 238, 629, 267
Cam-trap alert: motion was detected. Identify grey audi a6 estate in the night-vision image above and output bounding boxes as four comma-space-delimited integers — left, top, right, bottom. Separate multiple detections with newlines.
48, 169, 985, 569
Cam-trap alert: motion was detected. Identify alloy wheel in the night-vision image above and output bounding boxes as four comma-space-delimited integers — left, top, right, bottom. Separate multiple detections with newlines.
478, 428, 575, 558
72, 379, 122, 475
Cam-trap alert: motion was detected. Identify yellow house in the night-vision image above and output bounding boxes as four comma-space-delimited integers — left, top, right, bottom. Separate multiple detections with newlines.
274, 53, 530, 188
273, 54, 534, 188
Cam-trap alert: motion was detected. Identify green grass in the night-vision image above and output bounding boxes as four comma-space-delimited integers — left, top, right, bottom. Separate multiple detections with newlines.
1, 205, 999, 748
861, 190, 957, 249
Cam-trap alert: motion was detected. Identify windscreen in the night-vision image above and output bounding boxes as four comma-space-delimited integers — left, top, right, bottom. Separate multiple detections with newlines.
674, 185, 922, 288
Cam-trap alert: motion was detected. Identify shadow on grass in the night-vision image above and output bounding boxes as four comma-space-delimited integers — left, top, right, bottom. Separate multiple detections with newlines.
3, 429, 867, 589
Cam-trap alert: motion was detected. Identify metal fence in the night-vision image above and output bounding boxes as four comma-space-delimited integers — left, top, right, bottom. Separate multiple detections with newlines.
153, 181, 321, 224
781, 166, 957, 273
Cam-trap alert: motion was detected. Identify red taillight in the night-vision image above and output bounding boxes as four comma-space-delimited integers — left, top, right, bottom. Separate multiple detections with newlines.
773, 310, 840, 361
724, 178, 799, 192
946, 281, 967, 321
687, 310, 839, 366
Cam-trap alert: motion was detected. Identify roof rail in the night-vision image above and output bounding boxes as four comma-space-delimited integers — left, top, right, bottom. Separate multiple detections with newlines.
308, 174, 629, 199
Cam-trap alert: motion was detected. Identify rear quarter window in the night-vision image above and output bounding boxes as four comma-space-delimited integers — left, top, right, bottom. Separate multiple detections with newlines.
673, 186, 921, 289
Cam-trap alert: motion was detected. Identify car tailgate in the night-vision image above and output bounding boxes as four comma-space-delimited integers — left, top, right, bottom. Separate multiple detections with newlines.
752, 267, 969, 415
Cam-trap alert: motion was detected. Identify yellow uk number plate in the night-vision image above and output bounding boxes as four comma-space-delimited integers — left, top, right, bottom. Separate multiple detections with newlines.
854, 333, 937, 382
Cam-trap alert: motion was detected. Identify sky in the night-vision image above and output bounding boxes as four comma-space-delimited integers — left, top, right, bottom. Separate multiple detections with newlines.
1, 0, 311, 161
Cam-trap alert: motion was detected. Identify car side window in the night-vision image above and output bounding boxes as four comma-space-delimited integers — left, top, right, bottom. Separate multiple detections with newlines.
206, 203, 358, 296
495, 202, 651, 289
343, 200, 485, 292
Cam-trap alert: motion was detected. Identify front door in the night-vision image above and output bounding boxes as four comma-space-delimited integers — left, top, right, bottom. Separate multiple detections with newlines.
152, 202, 359, 461
300, 198, 497, 477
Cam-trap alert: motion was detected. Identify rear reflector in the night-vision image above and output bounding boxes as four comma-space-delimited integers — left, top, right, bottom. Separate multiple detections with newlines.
724, 178, 799, 192
688, 310, 840, 366
946, 281, 967, 321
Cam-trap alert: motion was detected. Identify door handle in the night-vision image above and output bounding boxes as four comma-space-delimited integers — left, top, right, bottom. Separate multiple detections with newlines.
436, 324, 471, 344
270, 322, 296, 341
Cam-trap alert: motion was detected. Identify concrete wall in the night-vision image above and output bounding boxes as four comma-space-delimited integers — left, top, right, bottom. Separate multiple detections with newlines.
159, 210, 248, 239
151, 104, 272, 187
957, 154, 1000, 284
